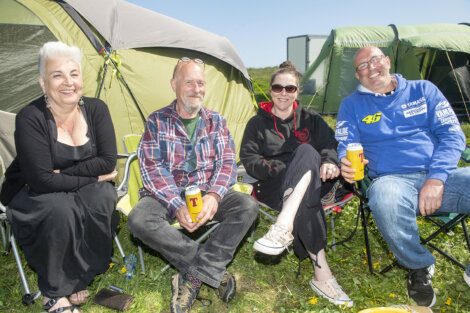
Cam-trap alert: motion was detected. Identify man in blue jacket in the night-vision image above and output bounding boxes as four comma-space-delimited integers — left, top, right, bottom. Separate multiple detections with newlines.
336, 45, 470, 308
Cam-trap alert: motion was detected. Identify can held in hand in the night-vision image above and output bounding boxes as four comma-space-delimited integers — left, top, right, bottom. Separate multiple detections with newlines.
185, 186, 203, 222
346, 143, 365, 181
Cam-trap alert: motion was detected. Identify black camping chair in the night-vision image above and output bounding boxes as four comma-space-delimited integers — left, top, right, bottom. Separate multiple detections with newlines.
356, 145, 470, 274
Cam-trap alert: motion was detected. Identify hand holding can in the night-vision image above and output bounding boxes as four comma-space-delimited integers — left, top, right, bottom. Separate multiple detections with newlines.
346, 143, 365, 181
185, 186, 203, 222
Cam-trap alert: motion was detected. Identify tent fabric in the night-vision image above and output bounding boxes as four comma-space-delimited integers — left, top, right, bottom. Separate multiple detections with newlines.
66, 0, 249, 79
302, 24, 470, 119
0, 0, 256, 155
0, 110, 16, 169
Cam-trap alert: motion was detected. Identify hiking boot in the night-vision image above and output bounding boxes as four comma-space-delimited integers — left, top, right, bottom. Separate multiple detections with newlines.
170, 273, 200, 313
321, 180, 354, 210
407, 265, 436, 307
464, 265, 470, 287
217, 271, 236, 303
253, 224, 294, 255
310, 277, 353, 307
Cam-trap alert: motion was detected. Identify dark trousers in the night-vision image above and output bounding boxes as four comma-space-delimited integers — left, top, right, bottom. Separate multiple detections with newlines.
254, 144, 328, 259
128, 189, 258, 288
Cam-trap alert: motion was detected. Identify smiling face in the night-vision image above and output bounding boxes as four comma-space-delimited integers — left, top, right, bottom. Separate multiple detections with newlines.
270, 73, 298, 118
354, 46, 392, 93
39, 56, 83, 108
171, 61, 205, 118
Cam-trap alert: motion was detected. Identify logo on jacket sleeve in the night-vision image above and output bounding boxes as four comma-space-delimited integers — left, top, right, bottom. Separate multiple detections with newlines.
361, 112, 382, 124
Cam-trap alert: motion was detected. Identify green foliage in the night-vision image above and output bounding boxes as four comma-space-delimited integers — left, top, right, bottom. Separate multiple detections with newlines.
248, 67, 275, 103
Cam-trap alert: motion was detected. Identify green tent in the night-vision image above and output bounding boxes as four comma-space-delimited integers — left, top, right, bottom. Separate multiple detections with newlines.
302, 23, 470, 120
0, 0, 256, 154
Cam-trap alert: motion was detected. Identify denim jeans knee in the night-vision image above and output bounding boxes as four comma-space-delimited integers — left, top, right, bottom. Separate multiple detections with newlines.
367, 173, 435, 269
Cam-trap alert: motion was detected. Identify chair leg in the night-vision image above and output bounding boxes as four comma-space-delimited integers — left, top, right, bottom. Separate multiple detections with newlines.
113, 233, 126, 260
461, 218, 470, 251
10, 234, 41, 305
138, 245, 145, 274
360, 201, 374, 274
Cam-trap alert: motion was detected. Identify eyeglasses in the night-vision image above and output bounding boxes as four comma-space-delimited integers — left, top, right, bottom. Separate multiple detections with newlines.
179, 57, 204, 65
271, 84, 298, 93
355, 55, 385, 71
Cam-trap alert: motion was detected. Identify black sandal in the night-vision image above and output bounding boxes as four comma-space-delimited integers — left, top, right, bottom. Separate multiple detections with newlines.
43, 298, 78, 313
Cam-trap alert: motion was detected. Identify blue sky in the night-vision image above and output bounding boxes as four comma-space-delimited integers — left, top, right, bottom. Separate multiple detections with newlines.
128, 0, 470, 68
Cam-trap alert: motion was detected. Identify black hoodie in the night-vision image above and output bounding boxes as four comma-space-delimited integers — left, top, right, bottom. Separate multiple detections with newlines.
240, 101, 338, 181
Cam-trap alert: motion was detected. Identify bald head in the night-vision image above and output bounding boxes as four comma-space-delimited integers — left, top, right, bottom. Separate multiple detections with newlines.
353, 46, 393, 93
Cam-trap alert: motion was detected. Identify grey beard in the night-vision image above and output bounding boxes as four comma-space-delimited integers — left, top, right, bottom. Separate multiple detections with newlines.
182, 101, 202, 115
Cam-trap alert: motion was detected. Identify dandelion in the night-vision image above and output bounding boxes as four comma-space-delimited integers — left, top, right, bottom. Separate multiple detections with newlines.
389, 292, 396, 299
373, 261, 380, 269
120, 266, 127, 274
309, 297, 318, 305
445, 297, 452, 305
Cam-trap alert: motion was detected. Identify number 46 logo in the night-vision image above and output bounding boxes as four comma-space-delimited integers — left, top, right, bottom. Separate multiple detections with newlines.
362, 112, 382, 124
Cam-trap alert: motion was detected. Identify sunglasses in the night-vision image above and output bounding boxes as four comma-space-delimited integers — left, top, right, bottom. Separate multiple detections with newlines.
179, 57, 204, 65
271, 84, 298, 94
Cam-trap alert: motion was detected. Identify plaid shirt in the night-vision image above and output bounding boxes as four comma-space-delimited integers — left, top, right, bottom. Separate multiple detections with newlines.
138, 101, 237, 217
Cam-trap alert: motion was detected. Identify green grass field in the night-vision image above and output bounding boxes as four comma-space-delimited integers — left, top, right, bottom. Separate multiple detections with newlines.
1, 68, 469, 312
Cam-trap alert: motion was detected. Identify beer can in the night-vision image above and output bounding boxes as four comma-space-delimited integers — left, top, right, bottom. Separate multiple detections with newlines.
185, 186, 203, 222
346, 143, 365, 181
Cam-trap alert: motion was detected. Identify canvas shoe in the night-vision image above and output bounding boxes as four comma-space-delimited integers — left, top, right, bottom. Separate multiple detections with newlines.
464, 265, 470, 287
217, 271, 236, 303
407, 265, 436, 307
321, 180, 354, 211
310, 277, 353, 307
253, 224, 294, 255
170, 273, 200, 313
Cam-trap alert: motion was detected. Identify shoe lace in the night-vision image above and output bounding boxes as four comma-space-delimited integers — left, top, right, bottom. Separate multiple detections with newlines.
176, 282, 198, 308
265, 224, 291, 243
410, 269, 431, 286
326, 279, 348, 299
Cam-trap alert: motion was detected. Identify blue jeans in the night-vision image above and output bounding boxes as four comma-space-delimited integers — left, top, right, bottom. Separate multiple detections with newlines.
367, 167, 470, 269
128, 189, 258, 288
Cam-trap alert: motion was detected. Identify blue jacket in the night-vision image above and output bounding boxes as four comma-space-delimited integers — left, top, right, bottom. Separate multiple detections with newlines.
336, 74, 465, 182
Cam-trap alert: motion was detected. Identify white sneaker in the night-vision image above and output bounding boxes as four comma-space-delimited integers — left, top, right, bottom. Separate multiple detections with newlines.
310, 277, 353, 307
253, 224, 294, 255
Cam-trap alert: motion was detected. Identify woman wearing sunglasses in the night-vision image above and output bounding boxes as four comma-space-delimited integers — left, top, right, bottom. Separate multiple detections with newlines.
240, 61, 353, 307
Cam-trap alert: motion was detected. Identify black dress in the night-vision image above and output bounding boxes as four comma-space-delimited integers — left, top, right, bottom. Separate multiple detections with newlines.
2, 98, 117, 298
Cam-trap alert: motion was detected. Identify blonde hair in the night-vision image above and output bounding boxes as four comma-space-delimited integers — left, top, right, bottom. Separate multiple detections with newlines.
38, 41, 82, 78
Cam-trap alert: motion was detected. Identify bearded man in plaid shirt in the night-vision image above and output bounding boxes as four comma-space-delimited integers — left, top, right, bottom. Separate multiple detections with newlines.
128, 57, 258, 313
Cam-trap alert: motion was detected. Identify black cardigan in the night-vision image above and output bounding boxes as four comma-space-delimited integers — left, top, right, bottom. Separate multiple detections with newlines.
1, 96, 117, 205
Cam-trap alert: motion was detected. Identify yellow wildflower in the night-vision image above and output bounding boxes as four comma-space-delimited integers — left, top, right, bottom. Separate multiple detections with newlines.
445, 297, 452, 305
389, 293, 396, 299
309, 297, 318, 305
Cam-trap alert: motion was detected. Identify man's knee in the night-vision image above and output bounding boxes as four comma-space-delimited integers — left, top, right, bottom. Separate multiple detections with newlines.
128, 196, 165, 237
368, 176, 414, 215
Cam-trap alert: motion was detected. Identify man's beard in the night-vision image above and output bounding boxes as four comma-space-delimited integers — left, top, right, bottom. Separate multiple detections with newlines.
182, 98, 203, 115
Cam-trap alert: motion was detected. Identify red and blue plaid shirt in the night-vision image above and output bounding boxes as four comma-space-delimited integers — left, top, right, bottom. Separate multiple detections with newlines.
138, 101, 237, 217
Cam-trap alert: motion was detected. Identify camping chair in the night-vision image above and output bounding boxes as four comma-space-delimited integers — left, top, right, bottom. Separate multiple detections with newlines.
118, 134, 223, 274
357, 146, 470, 274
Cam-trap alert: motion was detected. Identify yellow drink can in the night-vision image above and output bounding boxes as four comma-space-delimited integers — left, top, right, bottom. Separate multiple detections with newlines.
346, 143, 365, 181
185, 186, 203, 222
